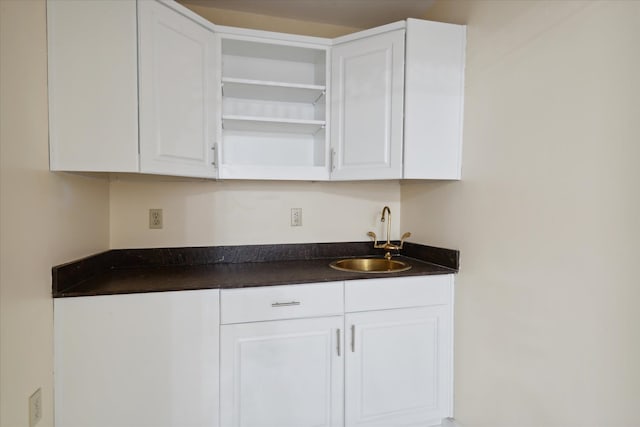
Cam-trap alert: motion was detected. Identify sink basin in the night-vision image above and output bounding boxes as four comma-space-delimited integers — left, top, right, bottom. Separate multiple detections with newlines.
329, 258, 412, 273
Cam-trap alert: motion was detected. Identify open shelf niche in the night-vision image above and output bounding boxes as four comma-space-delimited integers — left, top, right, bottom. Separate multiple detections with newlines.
219, 37, 329, 180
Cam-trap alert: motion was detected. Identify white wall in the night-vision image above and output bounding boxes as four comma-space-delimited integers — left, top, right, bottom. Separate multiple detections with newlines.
402, 1, 640, 426
110, 177, 401, 248
0, 1, 111, 426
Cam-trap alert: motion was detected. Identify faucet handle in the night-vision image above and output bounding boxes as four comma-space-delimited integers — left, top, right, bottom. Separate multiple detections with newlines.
367, 231, 378, 246
399, 232, 411, 248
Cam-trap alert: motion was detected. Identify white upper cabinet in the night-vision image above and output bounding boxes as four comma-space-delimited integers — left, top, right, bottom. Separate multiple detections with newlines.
138, 0, 218, 178
47, 1, 465, 181
330, 28, 405, 180
403, 19, 466, 180
47, 0, 218, 179
47, 0, 139, 172
217, 33, 330, 180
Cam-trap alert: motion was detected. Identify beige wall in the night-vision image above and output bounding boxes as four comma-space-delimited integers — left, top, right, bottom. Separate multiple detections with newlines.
9, 1, 636, 426
178, 1, 360, 37
402, 1, 640, 425
110, 177, 400, 248
0, 1, 111, 426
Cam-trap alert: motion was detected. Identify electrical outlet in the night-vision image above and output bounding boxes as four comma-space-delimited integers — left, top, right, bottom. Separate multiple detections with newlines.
290, 208, 302, 227
29, 388, 42, 427
149, 209, 163, 229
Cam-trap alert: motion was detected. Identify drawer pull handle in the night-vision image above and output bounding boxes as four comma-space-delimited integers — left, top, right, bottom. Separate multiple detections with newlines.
337, 329, 341, 356
271, 301, 301, 307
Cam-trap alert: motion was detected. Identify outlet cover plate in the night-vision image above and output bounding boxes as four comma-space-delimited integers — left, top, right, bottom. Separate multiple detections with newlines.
149, 209, 163, 229
290, 208, 302, 227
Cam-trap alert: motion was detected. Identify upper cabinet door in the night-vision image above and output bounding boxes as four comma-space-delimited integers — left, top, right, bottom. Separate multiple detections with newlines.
403, 19, 466, 180
47, 0, 139, 172
330, 30, 405, 181
138, 0, 218, 178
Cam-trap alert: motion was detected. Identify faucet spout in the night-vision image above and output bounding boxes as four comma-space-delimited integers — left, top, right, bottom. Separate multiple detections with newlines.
367, 206, 411, 254
381, 206, 391, 222
381, 206, 392, 246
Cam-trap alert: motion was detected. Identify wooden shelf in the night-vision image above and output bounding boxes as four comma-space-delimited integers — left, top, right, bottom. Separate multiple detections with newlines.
222, 78, 326, 104
222, 115, 325, 134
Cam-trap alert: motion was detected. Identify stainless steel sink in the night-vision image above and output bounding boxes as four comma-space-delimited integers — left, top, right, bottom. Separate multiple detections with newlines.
329, 257, 412, 273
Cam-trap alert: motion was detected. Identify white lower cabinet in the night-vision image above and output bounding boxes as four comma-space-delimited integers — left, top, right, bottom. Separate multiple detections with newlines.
54, 289, 220, 427
345, 306, 451, 427
54, 276, 452, 427
343, 275, 453, 427
220, 316, 345, 427
220, 276, 453, 427
220, 282, 345, 427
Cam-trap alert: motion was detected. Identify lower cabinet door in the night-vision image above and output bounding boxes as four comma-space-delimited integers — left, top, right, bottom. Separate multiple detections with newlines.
54, 289, 220, 427
345, 306, 451, 427
221, 316, 344, 427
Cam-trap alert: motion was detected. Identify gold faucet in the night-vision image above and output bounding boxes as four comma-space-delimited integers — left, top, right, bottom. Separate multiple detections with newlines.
367, 206, 411, 259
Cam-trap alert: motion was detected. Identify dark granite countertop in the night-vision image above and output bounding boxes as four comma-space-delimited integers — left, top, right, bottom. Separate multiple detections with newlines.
52, 242, 459, 298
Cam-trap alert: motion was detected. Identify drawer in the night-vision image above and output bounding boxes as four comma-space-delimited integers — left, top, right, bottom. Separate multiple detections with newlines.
345, 274, 452, 312
221, 282, 344, 324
